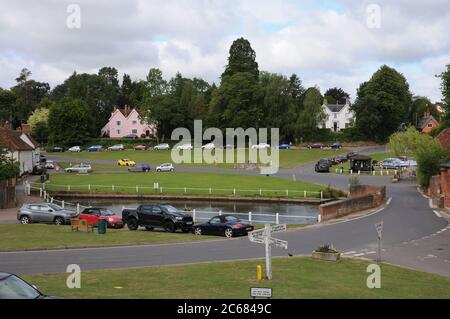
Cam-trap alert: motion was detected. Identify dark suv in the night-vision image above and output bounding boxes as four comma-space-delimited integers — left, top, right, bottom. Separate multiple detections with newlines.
315, 159, 331, 172
122, 204, 193, 233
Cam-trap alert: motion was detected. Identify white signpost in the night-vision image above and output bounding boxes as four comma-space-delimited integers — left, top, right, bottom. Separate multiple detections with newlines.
375, 220, 383, 262
248, 224, 288, 280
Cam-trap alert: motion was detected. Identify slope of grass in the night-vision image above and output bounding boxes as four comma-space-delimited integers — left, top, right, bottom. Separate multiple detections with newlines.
24, 257, 450, 299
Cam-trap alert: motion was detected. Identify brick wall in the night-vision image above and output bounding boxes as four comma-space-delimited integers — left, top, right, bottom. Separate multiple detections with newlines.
319, 185, 386, 222
440, 166, 450, 208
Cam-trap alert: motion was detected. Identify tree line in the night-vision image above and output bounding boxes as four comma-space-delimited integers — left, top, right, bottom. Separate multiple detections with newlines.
0, 37, 449, 146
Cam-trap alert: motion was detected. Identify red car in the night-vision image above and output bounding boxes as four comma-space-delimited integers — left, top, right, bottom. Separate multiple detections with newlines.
307, 143, 326, 149
78, 207, 124, 228
133, 145, 146, 150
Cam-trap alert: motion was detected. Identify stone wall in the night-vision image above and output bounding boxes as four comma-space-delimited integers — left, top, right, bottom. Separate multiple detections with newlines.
319, 185, 386, 222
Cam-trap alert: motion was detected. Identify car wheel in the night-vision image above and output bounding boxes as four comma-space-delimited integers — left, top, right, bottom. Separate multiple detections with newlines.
127, 218, 138, 231
157, 169, 161, 172
67, 169, 72, 173
224, 228, 233, 238
54, 217, 64, 225
194, 227, 202, 235
145, 226, 154, 231
170, 168, 174, 172
164, 221, 176, 233
20, 216, 30, 224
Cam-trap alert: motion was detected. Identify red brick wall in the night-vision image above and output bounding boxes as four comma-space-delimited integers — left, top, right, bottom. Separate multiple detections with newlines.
438, 128, 450, 149
440, 167, 450, 208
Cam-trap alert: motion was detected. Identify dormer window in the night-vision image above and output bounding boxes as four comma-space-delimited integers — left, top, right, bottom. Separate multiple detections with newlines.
116, 121, 121, 126
132, 120, 137, 125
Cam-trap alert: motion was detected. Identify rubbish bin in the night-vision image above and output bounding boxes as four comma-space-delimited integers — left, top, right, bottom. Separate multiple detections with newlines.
40, 175, 46, 183
98, 218, 107, 235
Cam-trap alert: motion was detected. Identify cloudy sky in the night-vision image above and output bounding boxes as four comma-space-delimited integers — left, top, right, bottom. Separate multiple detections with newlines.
0, 0, 449, 102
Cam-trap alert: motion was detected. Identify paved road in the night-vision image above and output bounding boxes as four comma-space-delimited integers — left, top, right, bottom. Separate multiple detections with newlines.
2, 146, 449, 277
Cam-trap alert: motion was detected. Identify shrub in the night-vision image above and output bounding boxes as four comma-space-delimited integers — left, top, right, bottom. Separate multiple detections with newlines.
315, 244, 338, 253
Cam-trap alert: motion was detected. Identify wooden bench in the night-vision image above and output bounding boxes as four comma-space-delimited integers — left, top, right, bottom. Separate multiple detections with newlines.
70, 218, 94, 232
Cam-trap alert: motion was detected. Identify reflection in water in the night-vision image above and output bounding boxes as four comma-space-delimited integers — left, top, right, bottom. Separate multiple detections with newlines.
73, 198, 319, 225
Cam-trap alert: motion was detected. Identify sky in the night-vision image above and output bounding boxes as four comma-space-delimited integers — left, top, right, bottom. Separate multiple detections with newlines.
0, 0, 449, 102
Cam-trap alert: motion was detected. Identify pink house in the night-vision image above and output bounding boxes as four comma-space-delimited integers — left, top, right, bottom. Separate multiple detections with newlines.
101, 105, 156, 138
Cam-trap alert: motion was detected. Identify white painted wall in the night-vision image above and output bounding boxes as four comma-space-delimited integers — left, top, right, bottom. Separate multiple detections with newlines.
8, 150, 34, 174
319, 101, 355, 132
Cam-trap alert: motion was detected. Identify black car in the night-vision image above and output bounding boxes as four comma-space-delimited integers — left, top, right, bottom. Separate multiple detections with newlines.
128, 163, 151, 172
315, 159, 331, 172
122, 204, 193, 232
48, 146, 64, 152
0, 272, 58, 299
193, 215, 254, 238
330, 142, 342, 149
346, 151, 357, 159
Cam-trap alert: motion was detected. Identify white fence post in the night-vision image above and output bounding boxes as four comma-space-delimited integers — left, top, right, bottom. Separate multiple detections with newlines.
50, 197, 54, 203
76, 203, 80, 214
61, 200, 65, 209
43, 190, 47, 199
136, 185, 139, 193
276, 213, 279, 225
219, 210, 222, 216
193, 209, 196, 222
249, 211, 252, 223
304, 190, 306, 198
112, 185, 115, 191
184, 187, 187, 194
259, 189, 262, 196
209, 187, 212, 195
88, 184, 91, 191
318, 214, 322, 223
160, 187, 163, 193
233, 188, 236, 196
39, 188, 43, 197
320, 191, 323, 200
286, 189, 289, 197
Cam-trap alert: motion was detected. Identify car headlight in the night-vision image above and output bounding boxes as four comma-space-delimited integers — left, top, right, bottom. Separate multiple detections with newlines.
175, 217, 183, 221
108, 218, 114, 222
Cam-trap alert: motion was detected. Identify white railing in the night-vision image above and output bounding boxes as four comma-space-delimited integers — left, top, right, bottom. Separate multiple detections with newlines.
32, 182, 324, 199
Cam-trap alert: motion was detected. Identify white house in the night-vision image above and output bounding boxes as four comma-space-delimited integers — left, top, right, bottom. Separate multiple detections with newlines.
319, 97, 355, 132
0, 127, 41, 175
101, 105, 156, 138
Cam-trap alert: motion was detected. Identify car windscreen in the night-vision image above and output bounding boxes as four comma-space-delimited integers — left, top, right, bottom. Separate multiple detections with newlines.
0, 275, 41, 299
161, 205, 178, 213
100, 209, 115, 216
224, 216, 239, 222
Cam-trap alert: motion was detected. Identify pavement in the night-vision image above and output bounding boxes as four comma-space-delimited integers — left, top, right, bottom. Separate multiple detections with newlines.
1, 146, 449, 277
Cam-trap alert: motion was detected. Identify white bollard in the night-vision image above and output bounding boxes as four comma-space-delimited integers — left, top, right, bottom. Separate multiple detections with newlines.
350, 170, 353, 175
62, 200, 65, 209
219, 210, 222, 216
249, 211, 252, 223
380, 170, 383, 176
358, 170, 361, 175
136, 185, 139, 193
160, 187, 163, 193
318, 214, 322, 223
304, 190, 307, 198
320, 191, 323, 200
40, 188, 43, 197
184, 187, 187, 194
50, 197, 54, 203
286, 189, 289, 197
373, 170, 376, 176
68, 185, 71, 191
193, 209, 196, 222
76, 203, 80, 214
122, 206, 125, 211
233, 188, 236, 195
43, 190, 47, 199
209, 187, 211, 195
88, 184, 91, 191
112, 185, 115, 191
276, 213, 279, 225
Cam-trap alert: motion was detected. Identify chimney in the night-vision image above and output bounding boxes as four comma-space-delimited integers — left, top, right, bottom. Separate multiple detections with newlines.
424, 111, 430, 117
113, 106, 117, 113
345, 96, 350, 105
20, 124, 30, 134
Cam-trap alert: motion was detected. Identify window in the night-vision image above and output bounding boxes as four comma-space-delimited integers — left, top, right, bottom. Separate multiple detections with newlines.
428, 123, 433, 128
117, 130, 120, 135
116, 121, 121, 126
210, 217, 221, 224
132, 120, 137, 125
132, 129, 137, 134
152, 207, 162, 214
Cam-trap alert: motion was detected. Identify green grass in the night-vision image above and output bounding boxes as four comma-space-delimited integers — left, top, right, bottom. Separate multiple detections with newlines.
0, 224, 218, 251
49, 148, 348, 169
40, 171, 328, 199
23, 257, 450, 298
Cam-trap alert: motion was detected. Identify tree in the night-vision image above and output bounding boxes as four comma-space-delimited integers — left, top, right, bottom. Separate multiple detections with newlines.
28, 107, 50, 131
221, 38, 259, 81
352, 65, 412, 141
48, 98, 94, 145
0, 149, 20, 181
410, 96, 440, 125
324, 87, 349, 104
0, 89, 16, 124
438, 63, 450, 122
295, 87, 327, 140
98, 67, 119, 89
146, 68, 167, 98
118, 73, 133, 106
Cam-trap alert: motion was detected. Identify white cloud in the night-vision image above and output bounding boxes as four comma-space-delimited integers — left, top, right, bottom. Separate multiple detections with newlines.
0, 0, 448, 102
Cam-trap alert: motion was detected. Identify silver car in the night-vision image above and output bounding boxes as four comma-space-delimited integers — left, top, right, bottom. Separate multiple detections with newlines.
65, 163, 92, 173
156, 163, 174, 172
154, 143, 170, 150
17, 203, 78, 225
108, 144, 124, 151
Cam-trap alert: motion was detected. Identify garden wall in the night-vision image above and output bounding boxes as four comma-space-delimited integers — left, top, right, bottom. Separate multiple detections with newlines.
319, 185, 386, 222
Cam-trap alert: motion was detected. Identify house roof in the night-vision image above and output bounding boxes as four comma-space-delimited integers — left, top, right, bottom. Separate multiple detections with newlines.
418, 115, 439, 129
325, 103, 346, 113
23, 133, 40, 148
0, 128, 34, 151
118, 107, 133, 117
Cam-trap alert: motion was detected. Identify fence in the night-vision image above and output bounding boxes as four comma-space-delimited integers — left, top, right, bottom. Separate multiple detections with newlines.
334, 167, 407, 176
24, 181, 320, 225
33, 182, 324, 199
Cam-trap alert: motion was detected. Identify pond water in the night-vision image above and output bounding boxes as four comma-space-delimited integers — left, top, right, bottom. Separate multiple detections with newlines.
73, 198, 319, 225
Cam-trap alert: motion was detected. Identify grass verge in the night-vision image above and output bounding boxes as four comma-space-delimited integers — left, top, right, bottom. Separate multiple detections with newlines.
23, 257, 450, 298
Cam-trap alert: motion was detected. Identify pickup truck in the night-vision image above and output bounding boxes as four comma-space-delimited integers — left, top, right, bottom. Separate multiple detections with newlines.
122, 204, 193, 233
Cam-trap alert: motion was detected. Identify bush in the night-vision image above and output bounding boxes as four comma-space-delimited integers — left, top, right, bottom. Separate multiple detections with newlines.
416, 142, 449, 187
315, 244, 338, 253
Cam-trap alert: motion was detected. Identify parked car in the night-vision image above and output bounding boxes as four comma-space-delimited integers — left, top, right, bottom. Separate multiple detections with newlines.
68, 146, 81, 152
251, 143, 270, 149
0, 272, 58, 299
307, 143, 326, 149
153, 143, 170, 150
397, 156, 417, 167
124, 133, 138, 139
330, 142, 342, 149
108, 144, 124, 151
17, 203, 78, 225
48, 146, 64, 152
201, 143, 215, 149
334, 154, 348, 164
156, 163, 174, 172
193, 215, 254, 238
122, 204, 193, 232
128, 164, 151, 172
275, 144, 290, 149
65, 163, 92, 173
346, 151, 357, 159
32, 164, 46, 175
176, 143, 193, 150
315, 159, 331, 172
87, 145, 102, 152
44, 160, 55, 169
117, 159, 136, 166
133, 145, 146, 151
79, 207, 124, 228
379, 158, 403, 169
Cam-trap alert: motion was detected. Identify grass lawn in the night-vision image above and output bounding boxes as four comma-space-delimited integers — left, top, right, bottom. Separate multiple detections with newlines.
0, 224, 218, 251
23, 257, 450, 298
40, 171, 329, 198
49, 148, 348, 169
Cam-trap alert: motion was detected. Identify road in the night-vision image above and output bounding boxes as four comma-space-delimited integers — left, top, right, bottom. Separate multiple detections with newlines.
1, 146, 449, 277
